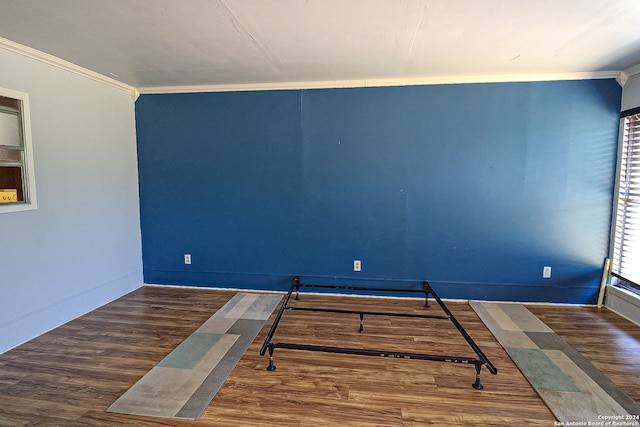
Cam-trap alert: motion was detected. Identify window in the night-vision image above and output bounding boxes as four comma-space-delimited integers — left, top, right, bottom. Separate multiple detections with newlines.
611, 109, 640, 286
0, 87, 37, 213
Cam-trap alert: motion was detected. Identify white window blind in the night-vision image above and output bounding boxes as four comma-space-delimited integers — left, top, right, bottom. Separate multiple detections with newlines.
612, 112, 640, 285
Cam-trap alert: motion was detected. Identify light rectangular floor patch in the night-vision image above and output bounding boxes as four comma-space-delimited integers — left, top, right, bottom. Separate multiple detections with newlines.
107, 292, 281, 420
506, 347, 579, 392
469, 301, 640, 425
157, 332, 224, 369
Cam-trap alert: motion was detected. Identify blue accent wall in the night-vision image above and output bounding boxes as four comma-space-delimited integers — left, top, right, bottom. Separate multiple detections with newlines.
136, 79, 622, 303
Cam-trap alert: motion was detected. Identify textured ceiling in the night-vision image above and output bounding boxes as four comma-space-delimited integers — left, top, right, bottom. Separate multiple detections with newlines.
1, 0, 640, 90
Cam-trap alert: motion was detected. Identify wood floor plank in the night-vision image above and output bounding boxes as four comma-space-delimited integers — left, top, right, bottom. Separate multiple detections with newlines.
2, 286, 634, 426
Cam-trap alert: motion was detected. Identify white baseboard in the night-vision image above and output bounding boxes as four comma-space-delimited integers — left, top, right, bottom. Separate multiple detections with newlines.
605, 285, 640, 327
0, 271, 143, 354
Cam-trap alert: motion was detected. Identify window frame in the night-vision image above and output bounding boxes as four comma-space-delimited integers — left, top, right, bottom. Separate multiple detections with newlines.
610, 106, 640, 285
0, 86, 37, 214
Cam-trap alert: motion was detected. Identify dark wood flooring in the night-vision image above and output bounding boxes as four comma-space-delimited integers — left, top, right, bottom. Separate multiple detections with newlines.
0, 286, 637, 426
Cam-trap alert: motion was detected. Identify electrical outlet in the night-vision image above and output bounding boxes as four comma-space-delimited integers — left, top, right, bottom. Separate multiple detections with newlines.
184, 254, 192, 265
543, 266, 551, 278
354, 260, 361, 272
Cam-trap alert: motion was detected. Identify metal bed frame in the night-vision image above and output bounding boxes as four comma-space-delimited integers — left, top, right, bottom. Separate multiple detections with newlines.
260, 276, 498, 389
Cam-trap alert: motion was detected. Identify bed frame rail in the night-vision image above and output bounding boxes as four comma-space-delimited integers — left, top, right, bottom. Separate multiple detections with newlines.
260, 276, 497, 389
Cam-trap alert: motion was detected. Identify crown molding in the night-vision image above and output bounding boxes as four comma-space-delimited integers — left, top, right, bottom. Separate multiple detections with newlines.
0, 36, 623, 98
622, 63, 640, 79
0, 37, 138, 101
137, 70, 622, 95
619, 63, 640, 87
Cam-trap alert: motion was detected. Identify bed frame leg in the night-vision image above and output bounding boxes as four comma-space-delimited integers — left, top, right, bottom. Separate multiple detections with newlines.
358, 313, 364, 333
422, 282, 431, 308
472, 362, 484, 390
266, 343, 277, 371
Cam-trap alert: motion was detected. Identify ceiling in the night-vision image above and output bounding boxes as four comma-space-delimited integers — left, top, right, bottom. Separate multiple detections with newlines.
1, 0, 640, 91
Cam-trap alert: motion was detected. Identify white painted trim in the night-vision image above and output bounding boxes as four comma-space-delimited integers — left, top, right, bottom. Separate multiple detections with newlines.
620, 63, 640, 86
0, 272, 142, 354
471, 299, 594, 307
623, 63, 640, 78
144, 283, 455, 301
605, 285, 640, 327
0, 87, 37, 214
143, 283, 594, 305
144, 283, 284, 294
0, 36, 623, 97
0, 37, 138, 100
137, 71, 623, 94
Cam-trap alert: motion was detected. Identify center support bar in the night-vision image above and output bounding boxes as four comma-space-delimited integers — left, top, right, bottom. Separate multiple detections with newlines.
286, 306, 450, 320
294, 282, 428, 293
260, 276, 498, 389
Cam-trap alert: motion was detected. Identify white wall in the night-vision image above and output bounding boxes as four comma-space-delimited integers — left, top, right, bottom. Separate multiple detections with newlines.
0, 47, 143, 353
622, 70, 640, 110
